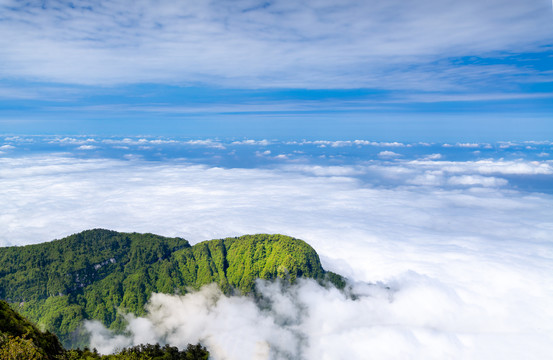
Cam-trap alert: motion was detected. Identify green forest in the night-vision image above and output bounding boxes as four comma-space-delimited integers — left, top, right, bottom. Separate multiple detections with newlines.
0, 229, 344, 348
0, 299, 209, 359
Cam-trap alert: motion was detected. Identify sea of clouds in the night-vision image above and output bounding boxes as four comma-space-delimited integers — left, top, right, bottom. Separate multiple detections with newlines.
1, 140, 553, 359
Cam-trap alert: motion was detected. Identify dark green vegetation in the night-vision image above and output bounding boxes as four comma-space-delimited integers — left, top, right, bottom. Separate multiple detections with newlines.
0, 229, 340, 348
0, 299, 64, 359
65, 344, 209, 360
0, 299, 209, 359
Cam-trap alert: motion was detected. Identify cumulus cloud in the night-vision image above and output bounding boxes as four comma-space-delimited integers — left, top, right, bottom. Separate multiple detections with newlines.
297, 140, 406, 148
423, 153, 442, 160
456, 143, 480, 148
87, 273, 553, 360
184, 139, 226, 149
367, 159, 553, 189
1, 153, 553, 358
100, 137, 227, 149
232, 139, 271, 146
256, 150, 272, 157
148, 139, 178, 145
378, 150, 401, 158
49, 137, 97, 145
77, 145, 97, 150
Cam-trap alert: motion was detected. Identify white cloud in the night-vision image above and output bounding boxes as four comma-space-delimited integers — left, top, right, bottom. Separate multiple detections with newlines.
88, 273, 553, 359
102, 138, 137, 145
255, 150, 271, 157
378, 151, 401, 158
299, 140, 407, 148
85, 321, 132, 354
102, 137, 225, 149
0, 0, 549, 90
460, 161, 553, 175
378, 141, 407, 147
456, 143, 480, 148
149, 139, 178, 145
91, 283, 300, 359
123, 154, 143, 161
422, 153, 442, 160
282, 165, 363, 177
405, 159, 553, 176
232, 139, 271, 146
498, 141, 518, 149
1, 154, 553, 359
2, 136, 35, 143
49, 137, 97, 145
408, 173, 444, 186
185, 139, 226, 149
447, 175, 508, 187
77, 145, 97, 150
368, 159, 552, 189
0, 144, 15, 150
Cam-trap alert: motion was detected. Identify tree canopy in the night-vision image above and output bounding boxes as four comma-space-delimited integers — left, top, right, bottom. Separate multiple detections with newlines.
0, 230, 342, 348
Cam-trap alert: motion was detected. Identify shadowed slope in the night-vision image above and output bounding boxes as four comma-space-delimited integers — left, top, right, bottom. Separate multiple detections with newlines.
0, 299, 64, 359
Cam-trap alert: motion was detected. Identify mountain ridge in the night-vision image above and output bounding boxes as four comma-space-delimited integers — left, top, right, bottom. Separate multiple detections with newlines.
0, 229, 342, 348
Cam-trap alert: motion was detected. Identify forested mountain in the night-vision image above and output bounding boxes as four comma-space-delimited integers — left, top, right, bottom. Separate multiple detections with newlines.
0, 229, 340, 348
0, 299, 209, 359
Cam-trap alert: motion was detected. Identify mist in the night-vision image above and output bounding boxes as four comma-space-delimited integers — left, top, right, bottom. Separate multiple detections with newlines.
86, 273, 552, 360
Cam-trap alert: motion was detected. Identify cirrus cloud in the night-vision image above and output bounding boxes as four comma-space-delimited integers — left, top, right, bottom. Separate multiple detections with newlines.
0, 0, 550, 90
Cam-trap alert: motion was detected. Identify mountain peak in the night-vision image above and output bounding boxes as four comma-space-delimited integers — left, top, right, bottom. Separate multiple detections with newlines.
0, 230, 339, 348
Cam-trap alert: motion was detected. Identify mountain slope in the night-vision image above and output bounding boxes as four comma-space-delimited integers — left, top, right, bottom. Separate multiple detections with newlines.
0, 299, 209, 359
0, 230, 335, 348
0, 299, 64, 359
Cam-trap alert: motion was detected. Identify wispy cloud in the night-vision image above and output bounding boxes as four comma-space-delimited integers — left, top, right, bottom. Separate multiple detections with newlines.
292, 140, 407, 147
0, 0, 550, 90
231, 139, 271, 146
378, 150, 401, 158
76, 145, 97, 150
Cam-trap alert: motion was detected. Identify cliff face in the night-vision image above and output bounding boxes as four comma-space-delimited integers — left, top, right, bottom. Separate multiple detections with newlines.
0, 230, 331, 347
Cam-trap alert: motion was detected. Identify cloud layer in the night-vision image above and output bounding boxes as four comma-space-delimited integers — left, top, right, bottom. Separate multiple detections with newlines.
1, 151, 552, 359
87, 274, 553, 360
0, 0, 550, 89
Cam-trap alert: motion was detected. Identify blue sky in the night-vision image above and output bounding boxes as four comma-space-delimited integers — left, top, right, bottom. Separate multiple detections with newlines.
0, 0, 552, 140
